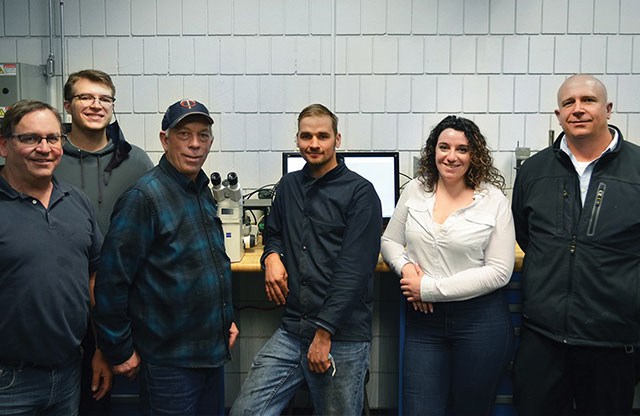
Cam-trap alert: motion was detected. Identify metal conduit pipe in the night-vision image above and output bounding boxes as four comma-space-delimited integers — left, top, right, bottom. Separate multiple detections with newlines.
330, 0, 336, 110
59, 0, 66, 116
46, 0, 55, 79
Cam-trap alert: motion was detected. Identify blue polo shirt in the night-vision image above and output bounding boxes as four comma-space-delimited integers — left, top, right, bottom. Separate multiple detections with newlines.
0, 172, 102, 367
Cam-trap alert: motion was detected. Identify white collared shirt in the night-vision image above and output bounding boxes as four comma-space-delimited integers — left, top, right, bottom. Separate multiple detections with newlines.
560, 128, 618, 206
381, 179, 515, 302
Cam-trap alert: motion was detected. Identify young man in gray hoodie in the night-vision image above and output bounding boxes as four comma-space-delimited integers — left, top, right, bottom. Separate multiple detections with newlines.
57, 69, 153, 236
56, 69, 153, 415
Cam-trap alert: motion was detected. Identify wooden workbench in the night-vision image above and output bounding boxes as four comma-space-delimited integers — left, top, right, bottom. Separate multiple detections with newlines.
230, 244, 525, 274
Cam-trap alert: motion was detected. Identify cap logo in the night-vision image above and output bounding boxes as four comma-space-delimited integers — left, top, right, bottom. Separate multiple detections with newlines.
180, 99, 197, 108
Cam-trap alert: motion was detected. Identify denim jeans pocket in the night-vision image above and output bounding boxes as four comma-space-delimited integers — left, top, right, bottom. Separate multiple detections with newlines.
0, 366, 16, 390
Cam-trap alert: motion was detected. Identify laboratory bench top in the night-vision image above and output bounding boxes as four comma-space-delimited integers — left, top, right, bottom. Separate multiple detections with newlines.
230, 244, 525, 274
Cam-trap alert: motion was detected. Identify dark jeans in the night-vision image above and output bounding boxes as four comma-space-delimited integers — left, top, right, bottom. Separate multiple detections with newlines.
0, 357, 81, 415
138, 362, 224, 416
513, 326, 636, 416
402, 290, 513, 416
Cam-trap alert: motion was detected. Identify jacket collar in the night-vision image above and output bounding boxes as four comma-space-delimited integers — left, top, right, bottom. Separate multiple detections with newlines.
552, 124, 623, 165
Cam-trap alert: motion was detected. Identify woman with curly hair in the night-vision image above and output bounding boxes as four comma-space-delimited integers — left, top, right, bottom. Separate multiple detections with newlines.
381, 115, 515, 415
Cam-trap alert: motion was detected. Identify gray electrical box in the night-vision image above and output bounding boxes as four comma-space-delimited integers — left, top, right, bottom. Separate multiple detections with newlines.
0, 63, 48, 164
0, 63, 48, 117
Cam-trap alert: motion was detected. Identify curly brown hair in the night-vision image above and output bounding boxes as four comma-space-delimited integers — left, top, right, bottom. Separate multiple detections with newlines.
417, 115, 505, 192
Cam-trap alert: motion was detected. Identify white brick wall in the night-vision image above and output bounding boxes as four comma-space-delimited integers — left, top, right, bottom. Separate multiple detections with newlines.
29, 0, 49, 37
143, 37, 168, 75
347, 113, 373, 150
118, 37, 143, 74
594, 0, 618, 34
1, 0, 638, 195
79, 0, 106, 36
620, 0, 640, 34
92, 38, 117, 75
568, 0, 593, 34
462, 75, 488, 113
542, 0, 567, 34
106, 0, 130, 36
464, 0, 489, 35
5, 0, 29, 36
515, 0, 541, 35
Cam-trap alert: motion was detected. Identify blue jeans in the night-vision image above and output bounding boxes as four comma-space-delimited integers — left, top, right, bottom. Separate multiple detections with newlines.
230, 328, 370, 416
138, 363, 224, 416
402, 290, 513, 416
0, 359, 81, 415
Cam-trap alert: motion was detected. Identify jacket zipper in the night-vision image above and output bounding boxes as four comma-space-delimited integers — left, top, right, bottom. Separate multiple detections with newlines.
586, 183, 606, 236
564, 178, 581, 344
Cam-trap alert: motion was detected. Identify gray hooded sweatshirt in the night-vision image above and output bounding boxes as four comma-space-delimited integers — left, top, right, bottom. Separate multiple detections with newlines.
56, 121, 154, 236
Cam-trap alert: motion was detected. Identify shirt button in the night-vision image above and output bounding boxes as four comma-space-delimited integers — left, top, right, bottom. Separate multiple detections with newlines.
32, 199, 37, 205
302, 245, 307, 251
302, 280, 307, 286
219, 274, 224, 279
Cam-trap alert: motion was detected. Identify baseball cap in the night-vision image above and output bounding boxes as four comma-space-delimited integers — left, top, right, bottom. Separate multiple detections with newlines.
161, 99, 213, 131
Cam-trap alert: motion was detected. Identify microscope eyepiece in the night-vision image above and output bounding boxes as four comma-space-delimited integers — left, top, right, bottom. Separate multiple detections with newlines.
227, 172, 238, 186
210, 172, 221, 186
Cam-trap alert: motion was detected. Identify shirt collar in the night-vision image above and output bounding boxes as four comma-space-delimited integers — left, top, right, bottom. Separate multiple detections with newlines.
0, 169, 68, 203
158, 154, 210, 193
301, 157, 347, 183
560, 127, 618, 165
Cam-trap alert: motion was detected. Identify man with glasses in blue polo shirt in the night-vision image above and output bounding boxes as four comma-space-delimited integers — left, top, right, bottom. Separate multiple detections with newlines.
0, 100, 110, 414
94, 99, 238, 415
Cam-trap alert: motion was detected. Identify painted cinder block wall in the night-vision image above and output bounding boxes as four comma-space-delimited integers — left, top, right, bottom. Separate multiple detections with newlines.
1, 0, 639, 193
2, 0, 640, 408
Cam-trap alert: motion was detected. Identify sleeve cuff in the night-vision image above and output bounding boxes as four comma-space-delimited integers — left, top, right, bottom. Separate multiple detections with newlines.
105, 346, 134, 367
313, 320, 336, 336
419, 275, 436, 302
260, 250, 281, 270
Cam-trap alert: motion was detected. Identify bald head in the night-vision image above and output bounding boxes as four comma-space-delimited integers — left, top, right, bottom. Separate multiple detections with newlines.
557, 74, 608, 107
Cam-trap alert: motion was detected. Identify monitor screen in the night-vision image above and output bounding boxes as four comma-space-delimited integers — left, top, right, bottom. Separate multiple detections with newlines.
282, 152, 399, 220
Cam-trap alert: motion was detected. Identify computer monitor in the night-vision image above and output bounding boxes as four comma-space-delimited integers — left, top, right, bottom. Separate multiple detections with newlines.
281, 152, 400, 220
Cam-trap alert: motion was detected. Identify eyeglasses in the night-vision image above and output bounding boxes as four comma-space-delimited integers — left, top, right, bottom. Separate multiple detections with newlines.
70, 94, 116, 106
10, 134, 67, 146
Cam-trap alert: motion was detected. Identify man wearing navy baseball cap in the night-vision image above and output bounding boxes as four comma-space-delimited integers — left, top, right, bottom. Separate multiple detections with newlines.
94, 99, 238, 415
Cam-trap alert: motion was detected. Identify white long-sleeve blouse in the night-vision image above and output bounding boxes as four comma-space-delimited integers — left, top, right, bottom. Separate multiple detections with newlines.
381, 178, 515, 302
